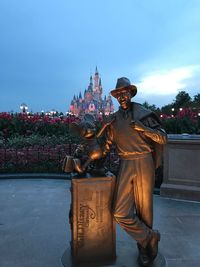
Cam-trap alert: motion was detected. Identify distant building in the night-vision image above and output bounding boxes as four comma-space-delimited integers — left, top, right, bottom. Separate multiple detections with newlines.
69, 67, 114, 117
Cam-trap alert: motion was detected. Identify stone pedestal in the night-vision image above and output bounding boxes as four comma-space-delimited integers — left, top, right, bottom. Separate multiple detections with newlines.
70, 175, 116, 264
160, 135, 200, 201
61, 241, 166, 267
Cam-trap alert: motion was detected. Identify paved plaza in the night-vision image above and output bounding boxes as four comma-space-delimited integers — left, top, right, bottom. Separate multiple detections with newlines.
0, 178, 200, 267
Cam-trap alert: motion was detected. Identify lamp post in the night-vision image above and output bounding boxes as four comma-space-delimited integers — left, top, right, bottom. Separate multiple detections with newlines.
50, 109, 56, 117
20, 103, 28, 114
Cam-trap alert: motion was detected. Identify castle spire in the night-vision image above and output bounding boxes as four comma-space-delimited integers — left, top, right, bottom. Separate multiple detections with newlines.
88, 75, 93, 92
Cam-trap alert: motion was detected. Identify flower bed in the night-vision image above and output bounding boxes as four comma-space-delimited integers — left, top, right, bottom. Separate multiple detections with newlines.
0, 144, 78, 173
0, 112, 80, 139
0, 112, 82, 172
161, 108, 200, 134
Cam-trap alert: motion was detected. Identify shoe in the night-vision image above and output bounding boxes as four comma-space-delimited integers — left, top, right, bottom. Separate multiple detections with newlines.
137, 246, 151, 266
147, 230, 160, 261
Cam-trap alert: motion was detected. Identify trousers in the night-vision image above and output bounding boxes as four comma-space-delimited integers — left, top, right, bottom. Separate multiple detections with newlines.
113, 153, 155, 247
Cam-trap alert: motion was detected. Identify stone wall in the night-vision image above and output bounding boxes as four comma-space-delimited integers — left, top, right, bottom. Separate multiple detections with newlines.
160, 134, 200, 201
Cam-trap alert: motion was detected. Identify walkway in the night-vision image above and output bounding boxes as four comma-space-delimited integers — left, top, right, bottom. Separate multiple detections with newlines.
0, 179, 200, 267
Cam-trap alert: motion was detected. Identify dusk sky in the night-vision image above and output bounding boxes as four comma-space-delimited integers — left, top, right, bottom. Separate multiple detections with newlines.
0, 0, 200, 113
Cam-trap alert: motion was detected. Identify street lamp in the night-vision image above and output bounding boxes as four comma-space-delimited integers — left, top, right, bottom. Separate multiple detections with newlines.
50, 109, 57, 117
20, 103, 28, 113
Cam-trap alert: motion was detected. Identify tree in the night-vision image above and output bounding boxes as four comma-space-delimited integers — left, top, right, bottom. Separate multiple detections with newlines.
142, 101, 160, 114
161, 104, 173, 115
173, 91, 192, 109
193, 94, 200, 108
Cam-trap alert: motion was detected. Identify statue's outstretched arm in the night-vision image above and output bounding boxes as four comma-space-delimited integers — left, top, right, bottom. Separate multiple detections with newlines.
102, 124, 114, 157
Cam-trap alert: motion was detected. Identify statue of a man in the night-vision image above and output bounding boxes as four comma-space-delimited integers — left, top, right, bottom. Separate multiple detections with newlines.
102, 77, 167, 266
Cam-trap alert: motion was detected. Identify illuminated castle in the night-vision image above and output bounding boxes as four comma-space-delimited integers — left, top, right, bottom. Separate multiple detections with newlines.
69, 67, 114, 117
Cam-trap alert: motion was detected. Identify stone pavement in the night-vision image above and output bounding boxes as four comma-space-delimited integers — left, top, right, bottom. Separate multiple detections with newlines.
0, 179, 200, 267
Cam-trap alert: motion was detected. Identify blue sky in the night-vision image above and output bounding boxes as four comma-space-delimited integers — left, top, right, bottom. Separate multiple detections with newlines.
0, 0, 200, 112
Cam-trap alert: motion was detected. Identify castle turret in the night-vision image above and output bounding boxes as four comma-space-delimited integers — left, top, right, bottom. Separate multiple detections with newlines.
88, 75, 93, 92
94, 66, 99, 89
99, 77, 103, 95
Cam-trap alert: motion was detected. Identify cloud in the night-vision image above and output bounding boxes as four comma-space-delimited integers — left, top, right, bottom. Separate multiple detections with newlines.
137, 65, 200, 96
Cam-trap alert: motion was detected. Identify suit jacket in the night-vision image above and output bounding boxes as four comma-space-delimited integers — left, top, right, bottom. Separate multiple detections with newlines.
103, 102, 167, 169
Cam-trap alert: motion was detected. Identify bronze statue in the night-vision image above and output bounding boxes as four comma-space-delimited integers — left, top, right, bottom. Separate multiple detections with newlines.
62, 114, 116, 265
63, 77, 167, 266
100, 77, 167, 266
62, 113, 114, 175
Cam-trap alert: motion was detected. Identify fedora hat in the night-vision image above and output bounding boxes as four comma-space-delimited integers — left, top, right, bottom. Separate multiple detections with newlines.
110, 77, 137, 98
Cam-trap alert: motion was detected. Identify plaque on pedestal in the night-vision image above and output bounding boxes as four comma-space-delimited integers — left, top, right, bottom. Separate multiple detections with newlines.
71, 176, 116, 263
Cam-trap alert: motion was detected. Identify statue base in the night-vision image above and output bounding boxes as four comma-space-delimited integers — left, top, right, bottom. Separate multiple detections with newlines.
61, 241, 166, 267
70, 176, 116, 262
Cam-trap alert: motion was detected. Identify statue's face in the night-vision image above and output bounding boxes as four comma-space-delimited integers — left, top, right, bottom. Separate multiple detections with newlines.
116, 90, 131, 110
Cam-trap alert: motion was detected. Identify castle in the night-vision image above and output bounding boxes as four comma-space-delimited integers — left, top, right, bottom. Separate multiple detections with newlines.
69, 67, 114, 117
